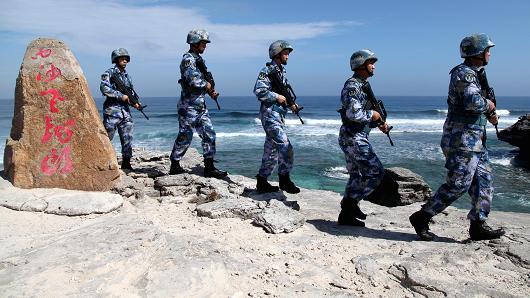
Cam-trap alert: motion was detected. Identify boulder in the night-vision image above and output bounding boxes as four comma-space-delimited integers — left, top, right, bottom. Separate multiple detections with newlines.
499, 114, 530, 167
3, 38, 120, 191
366, 167, 432, 207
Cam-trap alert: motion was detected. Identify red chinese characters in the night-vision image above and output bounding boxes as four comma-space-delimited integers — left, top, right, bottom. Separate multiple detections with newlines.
40, 88, 65, 113
33, 47, 76, 176
41, 145, 74, 175
42, 115, 75, 144
36, 64, 62, 82
31, 48, 52, 59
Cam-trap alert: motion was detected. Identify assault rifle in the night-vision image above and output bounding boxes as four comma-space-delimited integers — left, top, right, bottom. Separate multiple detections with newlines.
110, 73, 149, 120
362, 81, 394, 146
477, 68, 499, 137
195, 56, 221, 110
266, 63, 304, 124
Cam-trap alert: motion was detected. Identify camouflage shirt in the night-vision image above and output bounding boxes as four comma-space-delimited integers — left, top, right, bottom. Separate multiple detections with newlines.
179, 52, 209, 110
100, 66, 132, 115
339, 74, 374, 133
254, 61, 288, 115
442, 63, 493, 153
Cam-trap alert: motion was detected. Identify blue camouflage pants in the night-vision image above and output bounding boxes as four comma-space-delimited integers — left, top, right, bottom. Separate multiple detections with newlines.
338, 128, 384, 203
422, 149, 493, 221
258, 109, 293, 177
103, 110, 134, 158
171, 108, 216, 160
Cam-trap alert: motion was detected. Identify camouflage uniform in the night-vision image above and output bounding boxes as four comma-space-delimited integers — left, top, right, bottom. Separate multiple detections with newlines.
100, 66, 134, 158
421, 63, 493, 221
171, 52, 216, 161
338, 74, 384, 203
254, 61, 293, 177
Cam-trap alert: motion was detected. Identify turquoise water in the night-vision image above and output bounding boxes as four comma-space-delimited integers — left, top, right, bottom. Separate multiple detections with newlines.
1, 96, 529, 213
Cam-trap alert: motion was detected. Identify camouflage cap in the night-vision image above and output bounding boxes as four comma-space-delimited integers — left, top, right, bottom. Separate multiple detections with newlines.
187, 29, 211, 44
350, 49, 377, 71
111, 48, 130, 64
269, 40, 294, 59
460, 33, 495, 58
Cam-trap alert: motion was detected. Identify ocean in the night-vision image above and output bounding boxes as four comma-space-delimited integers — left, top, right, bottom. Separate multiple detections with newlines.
1, 95, 529, 213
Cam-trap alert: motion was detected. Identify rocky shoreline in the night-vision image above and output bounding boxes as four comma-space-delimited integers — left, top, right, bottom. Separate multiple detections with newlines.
0, 148, 529, 297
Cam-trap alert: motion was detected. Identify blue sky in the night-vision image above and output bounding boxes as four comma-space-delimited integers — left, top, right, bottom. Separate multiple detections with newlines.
0, 0, 529, 98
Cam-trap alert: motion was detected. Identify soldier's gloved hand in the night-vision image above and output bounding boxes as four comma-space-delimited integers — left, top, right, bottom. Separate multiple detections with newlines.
277, 95, 287, 105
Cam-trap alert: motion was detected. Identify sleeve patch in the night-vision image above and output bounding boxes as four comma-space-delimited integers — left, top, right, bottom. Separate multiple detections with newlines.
101, 73, 109, 80
258, 72, 267, 80
464, 72, 475, 83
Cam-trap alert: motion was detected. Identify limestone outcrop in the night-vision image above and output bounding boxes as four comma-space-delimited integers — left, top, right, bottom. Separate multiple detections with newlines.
0, 148, 528, 297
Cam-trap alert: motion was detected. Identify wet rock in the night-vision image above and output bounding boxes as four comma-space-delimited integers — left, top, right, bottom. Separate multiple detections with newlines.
499, 114, 530, 167
366, 167, 432, 207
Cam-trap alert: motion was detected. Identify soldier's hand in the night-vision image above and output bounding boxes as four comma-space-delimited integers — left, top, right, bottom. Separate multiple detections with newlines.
290, 104, 298, 112
205, 82, 212, 92
378, 122, 390, 134
277, 95, 287, 105
133, 103, 140, 109
488, 112, 499, 125
371, 111, 381, 122
209, 90, 219, 99
488, 100, 496, 113
122, 95, 129, 103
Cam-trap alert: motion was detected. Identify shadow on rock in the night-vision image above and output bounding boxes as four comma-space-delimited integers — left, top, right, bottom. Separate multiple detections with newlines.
240, 188, 300, 210
307, 219, 460, 244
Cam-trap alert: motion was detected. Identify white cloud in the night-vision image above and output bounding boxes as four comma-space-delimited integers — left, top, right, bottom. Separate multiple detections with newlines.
0, 0, 358, 60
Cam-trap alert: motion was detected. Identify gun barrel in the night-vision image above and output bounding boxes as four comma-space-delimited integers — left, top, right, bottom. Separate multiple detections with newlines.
214, 98, 221, 110
139, 109, 149, 120
386, 125, 394, 146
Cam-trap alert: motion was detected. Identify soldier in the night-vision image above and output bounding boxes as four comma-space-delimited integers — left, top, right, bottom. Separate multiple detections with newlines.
337, 49, 390, 227
100, 48, 139, 170
169, 29, 227, 178
409, 33, 505, 241
253, 40, 300, 194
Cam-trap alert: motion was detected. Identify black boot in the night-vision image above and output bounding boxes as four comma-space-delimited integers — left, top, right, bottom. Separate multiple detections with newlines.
409, 210, 435, 241
256, 175, 279, 194
469, 220, 505, 241
338, 199, 365, 227
278, 173, 300, 194
204, 158, 228, 178
169, 160, 185, 175
352, 202, 367, 220
121, 156, 133, 170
